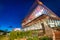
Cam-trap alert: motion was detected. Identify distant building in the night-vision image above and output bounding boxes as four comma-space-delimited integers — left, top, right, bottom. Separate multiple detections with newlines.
13, 28, 21, 31
22, 0, 60, 40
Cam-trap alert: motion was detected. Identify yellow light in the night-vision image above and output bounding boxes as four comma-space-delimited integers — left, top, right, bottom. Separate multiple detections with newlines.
39, 2, 43, 5
36, 0, 43, 5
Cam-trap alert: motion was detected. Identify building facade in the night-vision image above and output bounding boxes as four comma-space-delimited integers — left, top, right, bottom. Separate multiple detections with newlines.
22, 0, 60, 39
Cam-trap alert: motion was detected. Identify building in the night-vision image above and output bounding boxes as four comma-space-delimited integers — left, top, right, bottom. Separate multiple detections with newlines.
22, 0, 60, 40
13, 28, 21, 31
22, 0, 60, 31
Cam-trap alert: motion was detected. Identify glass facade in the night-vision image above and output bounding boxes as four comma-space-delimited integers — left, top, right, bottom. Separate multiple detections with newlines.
47, 19, 60, 27
23, 19, 60, 31
23, 22, 43, 31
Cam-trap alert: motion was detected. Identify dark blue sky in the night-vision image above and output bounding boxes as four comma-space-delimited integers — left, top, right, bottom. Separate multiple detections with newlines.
0, 0, 60, 31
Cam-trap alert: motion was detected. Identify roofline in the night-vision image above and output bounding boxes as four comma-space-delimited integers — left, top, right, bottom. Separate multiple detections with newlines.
22, 14, 60, 28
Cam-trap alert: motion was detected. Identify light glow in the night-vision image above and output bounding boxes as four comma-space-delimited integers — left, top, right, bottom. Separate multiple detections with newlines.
35, 8, 43, 17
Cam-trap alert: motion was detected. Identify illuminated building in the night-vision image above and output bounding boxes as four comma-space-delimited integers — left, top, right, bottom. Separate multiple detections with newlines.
13, 28, 21, 31
21, 0, 60, 39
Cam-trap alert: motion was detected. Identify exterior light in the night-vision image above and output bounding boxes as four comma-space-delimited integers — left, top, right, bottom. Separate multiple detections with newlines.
39, 2, 43, 5
36, 0, 43, 5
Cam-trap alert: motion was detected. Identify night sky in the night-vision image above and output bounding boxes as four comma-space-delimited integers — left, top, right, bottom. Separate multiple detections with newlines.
0, 0, 60, 31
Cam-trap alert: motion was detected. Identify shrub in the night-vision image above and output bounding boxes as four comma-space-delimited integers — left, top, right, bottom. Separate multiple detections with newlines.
39, 36, 52, 40
27, 38, 33, 40
33, 36, 39, 40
